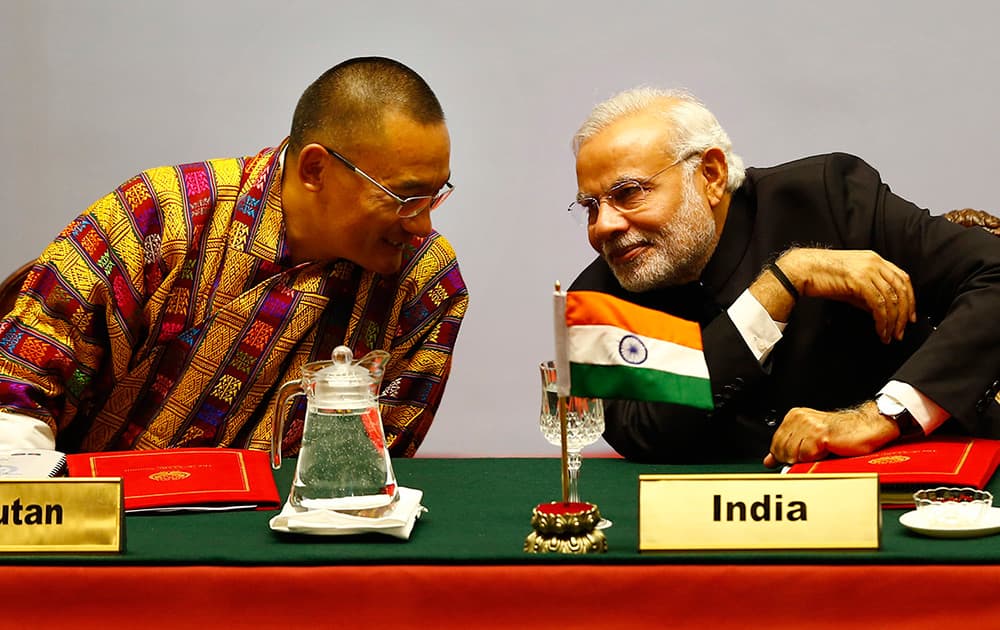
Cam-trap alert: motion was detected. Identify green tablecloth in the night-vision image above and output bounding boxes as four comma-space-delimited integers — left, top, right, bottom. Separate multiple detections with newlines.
4, 457, 1000, 565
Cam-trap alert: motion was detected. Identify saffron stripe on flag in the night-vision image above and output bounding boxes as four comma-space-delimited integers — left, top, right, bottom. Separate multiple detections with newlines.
569, 363, 714, 409
566, 290, 703, 350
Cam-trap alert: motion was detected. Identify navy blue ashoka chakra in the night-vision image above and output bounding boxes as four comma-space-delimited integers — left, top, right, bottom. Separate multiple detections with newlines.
618, 334, 648, 365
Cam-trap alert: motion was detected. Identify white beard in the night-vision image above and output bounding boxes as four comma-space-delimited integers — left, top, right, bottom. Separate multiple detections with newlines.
603, 172, 718, 292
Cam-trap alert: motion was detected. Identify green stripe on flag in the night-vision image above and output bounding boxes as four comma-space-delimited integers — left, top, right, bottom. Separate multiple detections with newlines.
569, 362, 714, 410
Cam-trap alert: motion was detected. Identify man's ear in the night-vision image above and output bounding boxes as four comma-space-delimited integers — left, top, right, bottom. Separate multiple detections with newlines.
296, 144, 329, 192
699, 147, 729, 206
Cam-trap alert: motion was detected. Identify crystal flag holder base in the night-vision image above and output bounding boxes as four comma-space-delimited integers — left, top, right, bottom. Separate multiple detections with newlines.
523, 501, 607, 554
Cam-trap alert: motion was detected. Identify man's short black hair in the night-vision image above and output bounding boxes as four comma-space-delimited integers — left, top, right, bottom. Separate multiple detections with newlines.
288, 57, 445, 154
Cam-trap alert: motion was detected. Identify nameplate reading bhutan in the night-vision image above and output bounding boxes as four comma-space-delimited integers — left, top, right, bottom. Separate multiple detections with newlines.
0, 478, 124, 553
638, 473, 880, 551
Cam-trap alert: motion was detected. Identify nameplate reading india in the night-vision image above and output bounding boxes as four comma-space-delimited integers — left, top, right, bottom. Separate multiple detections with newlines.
0, 478, 124, 553
638, 473, 880, 551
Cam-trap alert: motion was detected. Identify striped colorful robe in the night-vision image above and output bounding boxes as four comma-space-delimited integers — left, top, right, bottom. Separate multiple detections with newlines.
0, 144, 468, 457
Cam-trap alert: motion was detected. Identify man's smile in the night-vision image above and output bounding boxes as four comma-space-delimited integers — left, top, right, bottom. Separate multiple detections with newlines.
604, 239, 650, 265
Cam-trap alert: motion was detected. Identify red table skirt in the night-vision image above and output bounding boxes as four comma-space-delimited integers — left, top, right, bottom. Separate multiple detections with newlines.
6, 564, 997, 628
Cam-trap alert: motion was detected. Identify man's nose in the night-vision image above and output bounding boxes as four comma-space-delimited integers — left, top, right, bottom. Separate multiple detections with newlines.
402, 209, 433, 237
588, 200, 629, 247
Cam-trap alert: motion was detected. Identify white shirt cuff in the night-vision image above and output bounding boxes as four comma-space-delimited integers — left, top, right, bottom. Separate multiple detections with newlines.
877, 381, 950, 434
728, 289, 785, 364
0, 411, 57, 450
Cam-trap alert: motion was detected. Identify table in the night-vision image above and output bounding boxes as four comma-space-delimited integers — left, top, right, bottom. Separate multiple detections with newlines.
4, 458, 1000, 629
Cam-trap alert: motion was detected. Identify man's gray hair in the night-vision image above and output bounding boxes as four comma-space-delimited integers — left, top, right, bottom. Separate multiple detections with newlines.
572, 87, 746, 192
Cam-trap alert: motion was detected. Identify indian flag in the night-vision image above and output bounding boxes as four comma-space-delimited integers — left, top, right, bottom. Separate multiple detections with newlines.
554, 289, 713, 409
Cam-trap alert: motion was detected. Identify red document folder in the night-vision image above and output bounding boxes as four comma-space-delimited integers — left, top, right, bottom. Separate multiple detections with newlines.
66, 448, 281, 512
787, 437, 1000, 506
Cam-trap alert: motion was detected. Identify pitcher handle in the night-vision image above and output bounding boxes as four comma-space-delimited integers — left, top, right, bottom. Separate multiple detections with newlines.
271, 379, 304, 469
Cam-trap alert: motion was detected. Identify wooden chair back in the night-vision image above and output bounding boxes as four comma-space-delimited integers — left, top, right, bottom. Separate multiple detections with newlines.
943, 208, 1000, 236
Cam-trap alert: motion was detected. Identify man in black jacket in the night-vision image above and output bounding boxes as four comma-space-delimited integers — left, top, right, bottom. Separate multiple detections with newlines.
568, 87, 1000, 465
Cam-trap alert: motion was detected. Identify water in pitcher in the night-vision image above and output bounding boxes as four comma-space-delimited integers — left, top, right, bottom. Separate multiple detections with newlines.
540, 384, 604, 451
290, 403, 396, 510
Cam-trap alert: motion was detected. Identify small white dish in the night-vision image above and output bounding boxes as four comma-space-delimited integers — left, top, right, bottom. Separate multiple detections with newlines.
269, 486, 425, 539
899, 506, 1000, 539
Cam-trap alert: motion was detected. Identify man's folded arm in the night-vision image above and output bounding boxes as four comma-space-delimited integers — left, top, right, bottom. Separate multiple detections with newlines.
742, 262, 951, 440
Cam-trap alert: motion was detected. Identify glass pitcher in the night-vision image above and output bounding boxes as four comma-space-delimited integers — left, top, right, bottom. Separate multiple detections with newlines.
271, 345, 397, 512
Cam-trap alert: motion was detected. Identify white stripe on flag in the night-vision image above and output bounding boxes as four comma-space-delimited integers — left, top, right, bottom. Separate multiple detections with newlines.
567, 324, 709, 379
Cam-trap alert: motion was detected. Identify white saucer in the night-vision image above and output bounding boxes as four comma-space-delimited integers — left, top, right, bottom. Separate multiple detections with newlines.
899, 506, 1000, 539
268, 487, 425, 539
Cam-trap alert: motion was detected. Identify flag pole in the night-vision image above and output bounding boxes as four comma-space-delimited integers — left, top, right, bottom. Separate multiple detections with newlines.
559, 394, 569, 502
555, 281, 569, 503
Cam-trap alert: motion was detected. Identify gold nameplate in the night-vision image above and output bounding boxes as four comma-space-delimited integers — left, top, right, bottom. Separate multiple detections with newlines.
639, 473, 880, 551
0, 478, 124, 553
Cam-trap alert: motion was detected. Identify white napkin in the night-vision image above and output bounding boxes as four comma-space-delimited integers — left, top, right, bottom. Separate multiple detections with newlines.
0, 449, 66, 477
269, 487, 426, 539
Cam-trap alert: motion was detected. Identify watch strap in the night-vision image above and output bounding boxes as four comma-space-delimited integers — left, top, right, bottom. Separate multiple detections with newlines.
876, 395, 924, 438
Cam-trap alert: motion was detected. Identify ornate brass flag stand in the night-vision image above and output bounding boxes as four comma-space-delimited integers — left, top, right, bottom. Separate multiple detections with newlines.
525, 289, 607, 554
524, 499, 607, 554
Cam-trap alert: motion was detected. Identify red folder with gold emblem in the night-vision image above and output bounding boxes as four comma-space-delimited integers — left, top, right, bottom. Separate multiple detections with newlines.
787, 437, 1000, 506
66, 448, 281, 512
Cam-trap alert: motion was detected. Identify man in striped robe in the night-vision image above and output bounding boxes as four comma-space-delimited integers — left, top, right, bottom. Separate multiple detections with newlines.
0, 57, 468, 458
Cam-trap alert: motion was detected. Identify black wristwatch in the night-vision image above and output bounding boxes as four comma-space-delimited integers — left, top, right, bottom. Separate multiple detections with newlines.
876, 395, 924, 438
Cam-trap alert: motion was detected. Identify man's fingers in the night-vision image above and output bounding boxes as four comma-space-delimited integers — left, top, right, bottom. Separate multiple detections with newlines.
879, 262, 915, 337
866, 270, 915, 343
865, 279, 893, 343
766, 425, 792, 466
801, 250, 917, 343
884, 269, 915, 339
883, 279, 907, 341
795, 435, 829, 463
780, 428, 800, 464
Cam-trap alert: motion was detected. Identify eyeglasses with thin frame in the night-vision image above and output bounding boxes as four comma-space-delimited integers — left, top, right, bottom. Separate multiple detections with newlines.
567, 151, 700, 226
324, 147, 455, 219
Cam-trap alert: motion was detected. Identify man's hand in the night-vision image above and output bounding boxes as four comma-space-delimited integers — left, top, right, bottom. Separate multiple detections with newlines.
762, 401, 900, 468
776, 248, 917, 344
